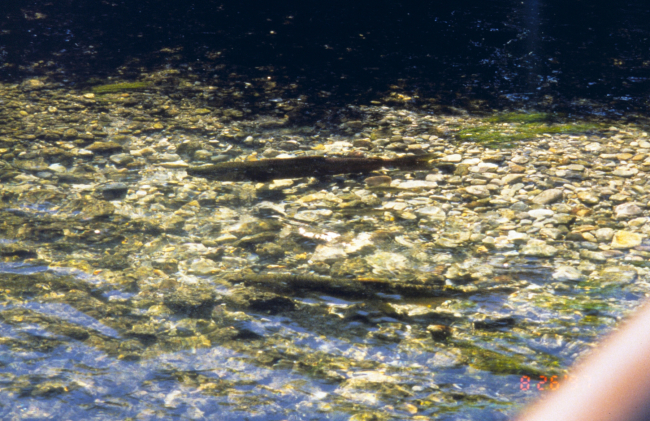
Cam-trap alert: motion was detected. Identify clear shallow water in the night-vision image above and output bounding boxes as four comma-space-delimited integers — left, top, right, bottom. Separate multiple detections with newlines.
1, 254, 645, 419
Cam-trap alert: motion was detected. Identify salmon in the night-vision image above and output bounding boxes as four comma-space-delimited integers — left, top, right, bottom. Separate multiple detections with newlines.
187, 154, 450, 182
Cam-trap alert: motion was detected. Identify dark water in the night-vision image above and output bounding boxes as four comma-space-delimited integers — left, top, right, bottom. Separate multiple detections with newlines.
2, 0, 649, 118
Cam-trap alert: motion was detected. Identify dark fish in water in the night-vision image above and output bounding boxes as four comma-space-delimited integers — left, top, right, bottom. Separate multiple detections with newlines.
187, 154, 451, 182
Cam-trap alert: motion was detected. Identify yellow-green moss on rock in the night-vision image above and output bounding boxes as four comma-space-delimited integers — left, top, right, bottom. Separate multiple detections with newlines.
90, 81, 152, 94
456, 112, 603, 148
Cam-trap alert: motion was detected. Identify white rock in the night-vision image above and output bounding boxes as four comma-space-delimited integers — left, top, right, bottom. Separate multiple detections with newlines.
614, 202, 643, 219
365, 252, 410, 275
503, 174, 525, 185
294, 209, 333, 222
521, 239, 558, 257
270, 179, 294, 189
416, 206, 446, 221
344, 233, 375, 254
528, 209, 555, 219
584, 142, 602, 152
322, 141, 353, 153
159, 160, 188, 168
612, 167, 639, 177
465, 185, 490, 197
552, 265, 585, 282
48, 163, 67, 173
594, 228, 615, 242
188, 258, 219, 275
394, 180, 439, 190
442, 154, 462, 163
311, 245, 347, 263
507, 230, 529, 243
531, 189, 563, 205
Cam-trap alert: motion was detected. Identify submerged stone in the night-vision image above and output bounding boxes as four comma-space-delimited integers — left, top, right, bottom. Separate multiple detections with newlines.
364, 175, 392, 187
594, 266, 638, 284
427, 324, 453, 341
465, 185, 490, 197
577, 190, 600, 205
99, 182, 129, 200
109, 153, 135, 166
531, 189, 563, 205
614, 203, 643, 219
521, 239, 558, 257
311, 245, 348, 263
552, 265, 585, 282
86, 141, 123, 153
473, 316, 516, 330
611, 230, 643, 249
164, 287, 217, 318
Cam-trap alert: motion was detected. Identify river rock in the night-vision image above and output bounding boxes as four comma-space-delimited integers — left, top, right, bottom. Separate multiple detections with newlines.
594, 228, 615, 242
445, 264, 472, 281
528, 209, 555, 219
86, 141, 123, 153
442, 154, 462, 163
584, 142, 602, 152
595, 266, 638, 284
294, 209, 333, 222
311, 245, 347, 263
577, 191, 600, 205
612, 167, 638, 177
344, 233, 375, 254
109, 153, 135, 165
188, 258, 219, 275
610, 230, 643, 249
552, 265, 585, 282
164, 286, 217, 318
365, 252, 409, 276
503, 174, 525, 185
465, 185, 490, 198
540, 227, 563, 240
395, 180, 439, 190
521, 239, 558, 257
531, 189, 563, 205
614, 203, 643, 219
82, 200, 115, 218
629, 217, 647, 227
416, 206, 446, 221
365, 175, 392, 187
13, 159, 50, 171
507, 230, 529, 243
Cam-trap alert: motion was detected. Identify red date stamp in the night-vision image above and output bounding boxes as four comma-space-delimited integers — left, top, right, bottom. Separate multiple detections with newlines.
520, 374, 574, 391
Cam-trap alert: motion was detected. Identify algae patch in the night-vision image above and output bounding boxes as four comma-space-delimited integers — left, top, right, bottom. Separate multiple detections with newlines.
455, 340, 562, 378
455, 112, 603, 148
90, 81, 152, 94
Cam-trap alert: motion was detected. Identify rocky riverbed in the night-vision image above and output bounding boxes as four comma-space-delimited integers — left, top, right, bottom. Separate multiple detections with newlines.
1, 75, 650, 420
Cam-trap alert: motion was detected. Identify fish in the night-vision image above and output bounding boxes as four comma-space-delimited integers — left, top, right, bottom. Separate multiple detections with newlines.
187, 154, 452, 182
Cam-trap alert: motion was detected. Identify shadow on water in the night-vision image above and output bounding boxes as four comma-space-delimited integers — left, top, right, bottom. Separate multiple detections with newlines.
1, 0, 649, 121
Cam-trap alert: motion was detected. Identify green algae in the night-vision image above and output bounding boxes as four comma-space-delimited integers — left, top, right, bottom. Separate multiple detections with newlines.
432, 398, 514, 418
532, 290, 614, 315
90, 81, 152, 94
486, 112, 557, 124
454, 340, 562, 378
456, 112, 603, 148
